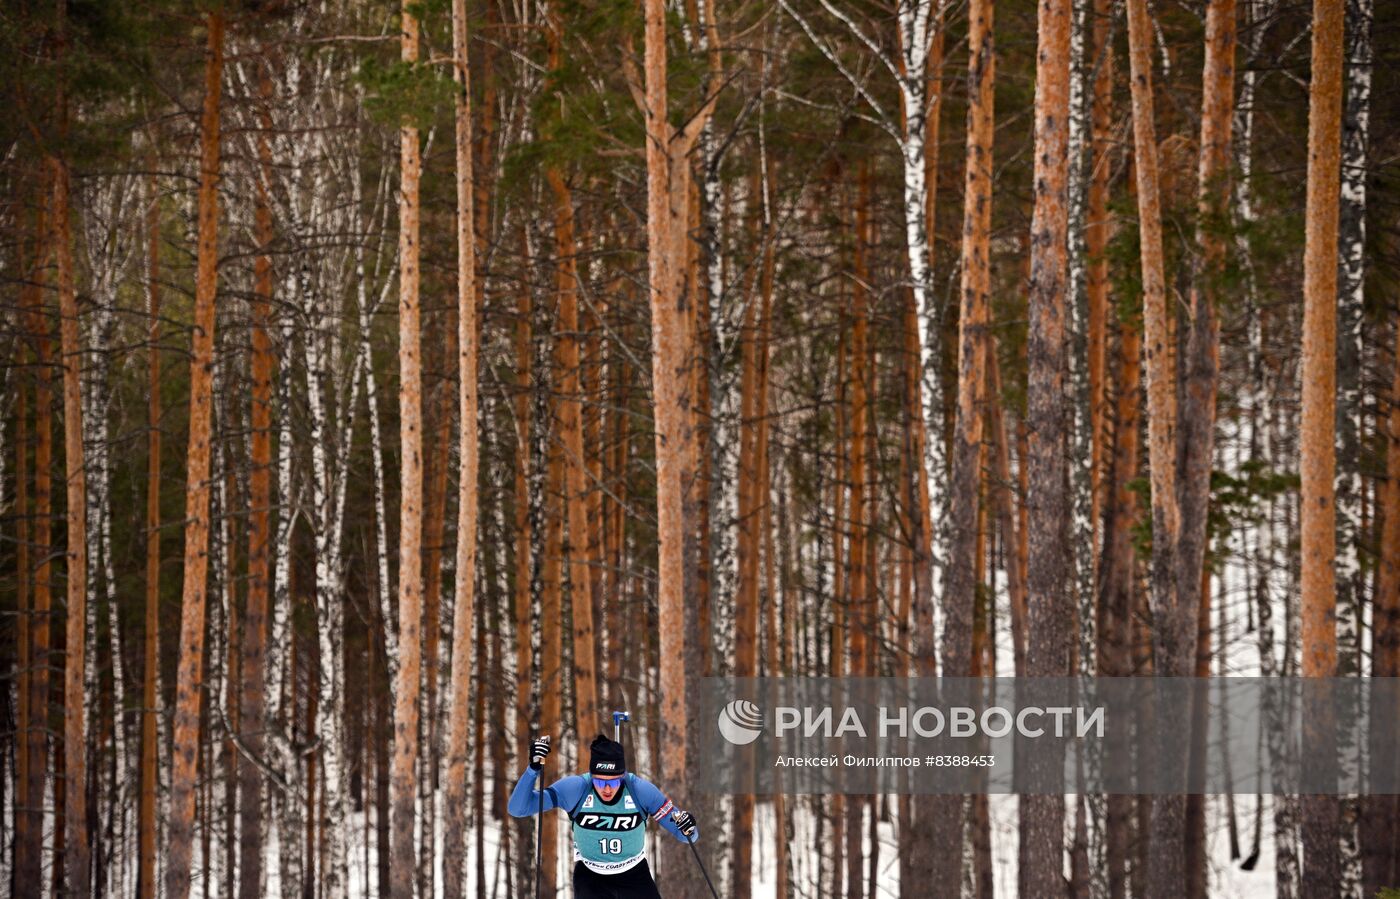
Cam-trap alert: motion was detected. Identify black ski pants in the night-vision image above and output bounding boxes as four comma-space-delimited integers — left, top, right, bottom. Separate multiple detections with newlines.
572, 859, 664, 898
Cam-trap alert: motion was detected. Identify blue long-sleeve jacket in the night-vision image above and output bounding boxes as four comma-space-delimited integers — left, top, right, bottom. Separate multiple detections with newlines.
507, 766, 700, 844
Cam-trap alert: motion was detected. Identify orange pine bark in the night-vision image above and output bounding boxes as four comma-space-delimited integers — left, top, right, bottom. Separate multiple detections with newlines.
13, 260, 30, 896
548, 167, 600, 736
390, 0, 427, 892
164, 13, 224, 897
1380, 315, 1400, 675
18, 185, 50, 895
1085, 0, 1114, 555
845, 164, 873, 899
442, 0, 481, 890
53, 146, 91, 899
731, 182, 763, 899
1021, 0, 1074, 890
1300, 0, 1345, 892
640, 0, 716, 885
943, 0, 995, 682
511, 252, 536, 889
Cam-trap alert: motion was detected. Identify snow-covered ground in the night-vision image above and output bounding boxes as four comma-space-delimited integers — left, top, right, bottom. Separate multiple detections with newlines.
0, 771, 1298, 896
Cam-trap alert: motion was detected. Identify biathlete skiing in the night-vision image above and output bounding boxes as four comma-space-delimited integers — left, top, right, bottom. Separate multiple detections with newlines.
508, 731, 702, 898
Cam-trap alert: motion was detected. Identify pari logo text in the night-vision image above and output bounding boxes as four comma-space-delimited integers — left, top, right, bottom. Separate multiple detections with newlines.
718, 702, 1105, 744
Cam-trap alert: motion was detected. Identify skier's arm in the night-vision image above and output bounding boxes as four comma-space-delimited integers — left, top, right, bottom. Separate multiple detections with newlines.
629, 775, 701, 843
507, 770, 587, 818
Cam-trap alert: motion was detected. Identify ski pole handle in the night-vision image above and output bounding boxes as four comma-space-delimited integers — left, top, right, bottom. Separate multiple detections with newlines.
530, 735, 551, 771
670, 809, 698, 840
612, 710, 630, 742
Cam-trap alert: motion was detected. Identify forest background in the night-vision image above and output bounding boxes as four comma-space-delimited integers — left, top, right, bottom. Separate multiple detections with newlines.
1, 0, 1398, 896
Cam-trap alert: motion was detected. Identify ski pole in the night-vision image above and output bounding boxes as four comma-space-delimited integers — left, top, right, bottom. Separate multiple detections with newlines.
612, 709, 630, 743
672, 810, 721, 899
535, 778, 542, 899
533, 735, 549, 899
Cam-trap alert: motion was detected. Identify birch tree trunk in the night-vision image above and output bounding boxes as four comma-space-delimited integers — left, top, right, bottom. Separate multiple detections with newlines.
1335, 0, 1371, 683
165, 13, 224, 897
1300, 0, 1345, 893
1337, 0, 1372, 880
305, 252, 350, 899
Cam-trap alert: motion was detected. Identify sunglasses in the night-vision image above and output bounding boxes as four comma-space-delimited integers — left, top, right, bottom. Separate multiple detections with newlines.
592, 776, 623, 790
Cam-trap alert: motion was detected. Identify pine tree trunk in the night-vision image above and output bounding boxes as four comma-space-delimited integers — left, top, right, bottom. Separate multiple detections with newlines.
641, 0, 713, 889
22, 183, 52, 899
1022, 0, 1074, 891
13, 218, 34, 894
548, 166, 600, 738
50, 158, 89, 899
165, 14, 225, 897
731, 169, 765, 899
390, 0, 426, 893
542, 307, 565, 896
237, 66, 275, 899
442, 0, 480, 890
1101, 313, 1142, 899
512, 248, 536, 895
1180, 4, 1239, 891
418, 332, 449, 899
1085, 0, 1114, 560
1123, 0, 1193, 887
1300, 0, 1345, 893
845, 163, 872, 899
928, 0, 995, 889
1368, 309, 1400, 889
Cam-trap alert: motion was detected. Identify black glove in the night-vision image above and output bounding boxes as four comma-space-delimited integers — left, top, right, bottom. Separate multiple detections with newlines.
529, 736, 551, 771
672, 809, 698, 839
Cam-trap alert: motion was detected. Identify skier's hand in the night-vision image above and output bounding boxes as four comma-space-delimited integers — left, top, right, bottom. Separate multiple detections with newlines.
529, 736, 551, 771
672, 809, 698, 839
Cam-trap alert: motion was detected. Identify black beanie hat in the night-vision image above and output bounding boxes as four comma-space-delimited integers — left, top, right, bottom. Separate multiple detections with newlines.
589, 734, 626, 777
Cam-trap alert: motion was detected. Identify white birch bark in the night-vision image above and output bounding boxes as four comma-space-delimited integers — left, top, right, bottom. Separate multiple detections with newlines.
1065, 0, 1095, 676
353, 149, 399, 679
78, 171, 139, 895
1335, 0, 1371, 675
304, 270, 352, 898
1337, 3, 1372, 890
270, 190, 304, 899
212, 411, 235, 898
